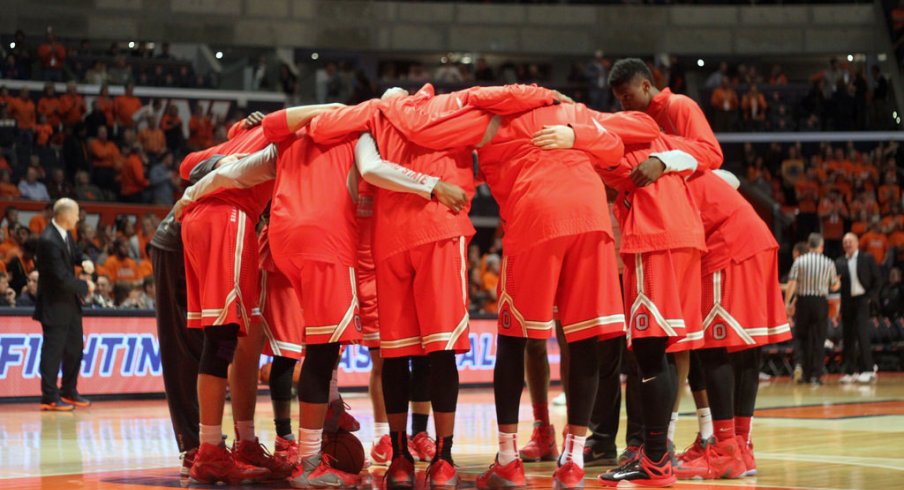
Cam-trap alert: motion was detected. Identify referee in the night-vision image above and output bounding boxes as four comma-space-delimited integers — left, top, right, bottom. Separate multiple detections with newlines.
784, 233, 840, 385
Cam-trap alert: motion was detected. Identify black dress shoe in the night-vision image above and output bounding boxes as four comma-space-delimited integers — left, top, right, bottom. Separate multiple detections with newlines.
584, 442, 618, 467
61, 393, 92, 407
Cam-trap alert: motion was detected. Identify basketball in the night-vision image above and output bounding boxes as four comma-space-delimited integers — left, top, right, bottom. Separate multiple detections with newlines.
259, 362, 271, 384
321, 430, 365, 475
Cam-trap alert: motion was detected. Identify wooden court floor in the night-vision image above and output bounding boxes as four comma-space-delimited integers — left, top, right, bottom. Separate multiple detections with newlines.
1, 374, 903, 489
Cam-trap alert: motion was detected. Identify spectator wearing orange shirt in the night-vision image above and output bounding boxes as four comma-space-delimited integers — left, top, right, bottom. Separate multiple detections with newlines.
819, 190, 848, 258
860, 221, 890, 266
36, 31, 66, 82
138, 115, 166, 158
769, 65, 789, 85
888, 218, 904, 266
95, 84, 115, 128
9, 87, 36, 137
120, 147, 149, 203
58, 82, 87, 128
114, 83, 142, 131
481, 254, 501, 313
878, 171, 900, 214
741, 84, 767, 130
34, 115, 54, 147
28, 203, 52, 235
99, 239, 142, 286
795, 167, 822, 240
87, 126, 122, 193
187, 105, 214, 150
0, 169, 20, 200
710, 77, 739, 131
37, 82, 61, 128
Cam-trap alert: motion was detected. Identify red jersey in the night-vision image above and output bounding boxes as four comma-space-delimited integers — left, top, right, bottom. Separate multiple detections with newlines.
258, 223, 278, 273
308, 83, 558, 260
262, 110, 359, 267
179, 125, 273, 220
571, 110, 706, 254
648, 88, 776, 272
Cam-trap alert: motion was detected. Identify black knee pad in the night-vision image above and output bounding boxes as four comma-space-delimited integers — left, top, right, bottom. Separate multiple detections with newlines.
428, 351, 459, 413
382, 356, 412, 414
199, 324, 239, 378
270, 355, 297, 402
298, 343, 340, 404
410, 355, 430, 403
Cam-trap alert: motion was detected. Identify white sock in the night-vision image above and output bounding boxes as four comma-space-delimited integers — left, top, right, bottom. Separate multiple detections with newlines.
667, 412, 678, 443
282, 433, 296, 441
697, 407, 713, 440
329, 367, 341, 403
298, 427, 322, 462
235, 420, 255, 441
559, 433, 587, 468
374, 422, 390, 439
497, 432, 518, 465
200, 424, 223, 446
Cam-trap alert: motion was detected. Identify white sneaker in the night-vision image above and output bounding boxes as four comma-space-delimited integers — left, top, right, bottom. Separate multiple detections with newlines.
552, 392, 567, 406
839, 373, 857, 384
856, 372, 876, 383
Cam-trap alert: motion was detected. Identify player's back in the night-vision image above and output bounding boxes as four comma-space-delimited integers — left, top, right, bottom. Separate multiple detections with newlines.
269, 131, 359, 267
478, 103, 614, 255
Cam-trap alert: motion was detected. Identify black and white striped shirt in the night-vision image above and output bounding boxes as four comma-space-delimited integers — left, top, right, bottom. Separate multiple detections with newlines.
789, 252, 838, 297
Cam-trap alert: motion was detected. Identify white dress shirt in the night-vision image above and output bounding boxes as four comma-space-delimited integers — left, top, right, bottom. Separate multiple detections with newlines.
847, 251, 866, 297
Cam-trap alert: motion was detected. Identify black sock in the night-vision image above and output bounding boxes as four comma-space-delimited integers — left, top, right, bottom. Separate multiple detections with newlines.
274, 418, 292, 438
411, 413, 429, 435
433, 435, 454, 463
391, 431, 414, 463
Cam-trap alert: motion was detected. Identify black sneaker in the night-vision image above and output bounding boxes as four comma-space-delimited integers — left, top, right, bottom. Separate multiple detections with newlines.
599, 449, 676, 488
583, 441, 618, 467
40, 399, 75, 411
61, 393, 92, 407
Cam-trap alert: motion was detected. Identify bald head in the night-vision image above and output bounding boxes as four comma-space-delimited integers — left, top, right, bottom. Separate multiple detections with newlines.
53, 198, 80, 230
842, 232, 859, 257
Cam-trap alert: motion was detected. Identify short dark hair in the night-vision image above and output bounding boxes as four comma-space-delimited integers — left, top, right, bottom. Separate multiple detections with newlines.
608, 58, 654, 88
807, 233, 824, 250
793, 241, 809, 256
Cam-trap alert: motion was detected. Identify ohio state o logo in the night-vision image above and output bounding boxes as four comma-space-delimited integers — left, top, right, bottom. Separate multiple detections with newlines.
713, 323, 727, 340
635, 313, 649, 331
501, 311, 512, 329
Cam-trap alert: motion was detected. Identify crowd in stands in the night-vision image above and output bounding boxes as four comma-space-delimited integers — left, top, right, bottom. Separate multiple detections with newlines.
467, 239, 503, 315
0, 205, 159, 309
1, 30, 213, 88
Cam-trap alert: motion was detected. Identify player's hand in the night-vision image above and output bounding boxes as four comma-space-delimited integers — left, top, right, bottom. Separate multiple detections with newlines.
173, 200, 188, 221
532, 125, 575, 150
215, 153, 249, 168
433, 181, 469, 214
785, 303, 795, 316
81, 260, 95, 275
381, 87, 408, 100
630, 157, 665, 187
243, 111, 265, 128
552, 90, 574, 104
86, 279, 96, 296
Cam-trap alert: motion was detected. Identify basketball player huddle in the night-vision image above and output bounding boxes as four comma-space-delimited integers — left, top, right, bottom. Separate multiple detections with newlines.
160, 58, 791, 489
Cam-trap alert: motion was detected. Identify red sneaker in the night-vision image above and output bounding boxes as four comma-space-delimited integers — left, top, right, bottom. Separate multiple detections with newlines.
737, 436, 757, 476
324, 400, 361, 433
426, 459, 459, 488
409, 432, 436, 462
675, 437, 745, 480
677, 433, 712, 466
234, 437, 295, 480
189, 442, 271, 485
180, 447, 197, 478
384, 456, 415, 489
553, 460, 585, 489
290, 452, 358, 488
477, 457, 526, 488
599, 449, 676, 488
370, 434, 392, 466
275, 435, 298, 464
519, 422, 559, 462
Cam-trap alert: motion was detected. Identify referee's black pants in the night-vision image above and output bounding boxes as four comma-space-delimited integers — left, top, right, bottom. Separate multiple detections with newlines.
794, 296, 828, 382
151, 245, 203, 453
841, 296, 874, 374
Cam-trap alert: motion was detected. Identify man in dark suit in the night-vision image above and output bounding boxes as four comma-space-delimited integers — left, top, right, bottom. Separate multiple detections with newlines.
34, 198, 95, 411
836, 232, 881, 384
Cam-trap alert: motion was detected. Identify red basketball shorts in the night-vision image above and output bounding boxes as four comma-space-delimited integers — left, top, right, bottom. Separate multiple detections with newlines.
622, 247, 703, 352
701, 249, 791, 351
279, 256, 361, 346
259, 268, 305, 359
376, 236, 471, 358
182, 202, 260, 334
356, 264, 380, 349
497, 232, 625, 344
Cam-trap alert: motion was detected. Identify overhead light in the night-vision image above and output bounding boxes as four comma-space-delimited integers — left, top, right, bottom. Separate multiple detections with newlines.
215, 51, 223, 59
128, 41, 135, 49
441, 56, 448, 64
895, 111, 899, 119
462, 56, 472, 64
9, 42, 15, 49
846, 54, 853, 62
697, 58, 705, 67
878, 53, 887, 61
311, 52, 319, 60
